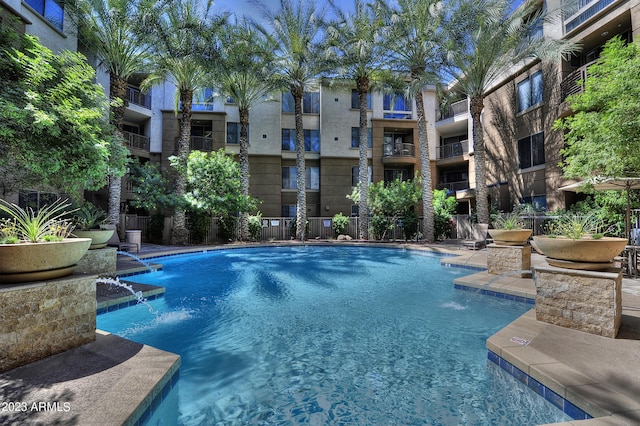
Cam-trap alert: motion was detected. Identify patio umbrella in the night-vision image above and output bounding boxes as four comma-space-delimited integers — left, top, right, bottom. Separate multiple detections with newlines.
559, 177, 640, 242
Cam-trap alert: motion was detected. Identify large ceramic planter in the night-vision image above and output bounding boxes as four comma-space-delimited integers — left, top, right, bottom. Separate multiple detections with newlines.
73, 229, 115, 249
488, 229, 532, 246
533, 235, 627, 269
0, 238, 92, 284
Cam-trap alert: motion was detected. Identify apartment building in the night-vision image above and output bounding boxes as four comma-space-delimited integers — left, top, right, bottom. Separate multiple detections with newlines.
154, 84, 439, 218
4, 0, 640, 223
456, 0, 640, 214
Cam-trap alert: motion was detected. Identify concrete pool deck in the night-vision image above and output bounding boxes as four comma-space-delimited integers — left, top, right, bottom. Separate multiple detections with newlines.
1, 241, 639, 425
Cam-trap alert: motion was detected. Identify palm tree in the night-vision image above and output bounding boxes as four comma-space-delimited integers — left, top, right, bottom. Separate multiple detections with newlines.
442, 0, 576, 224
324, 0, 388, 240
214, 19, 277, 241
376, 0, 444, 243
67, 0, 153, 226
142, 0, 227, 245
255, 0, 326, 241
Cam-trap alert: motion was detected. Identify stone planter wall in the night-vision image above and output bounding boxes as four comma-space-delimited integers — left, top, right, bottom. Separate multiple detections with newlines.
0, 275, 96, 372
76, 247, 117, 275
533, 264, 622, 338
487, 244, 531, 278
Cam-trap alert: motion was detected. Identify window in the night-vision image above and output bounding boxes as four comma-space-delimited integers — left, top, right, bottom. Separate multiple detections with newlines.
282, 166, 320, 190
303, 92, 320, 114
351, 166, 373, 187
282, 129, 295, 151
191, 88, 215, 111
351, 90, 372, 109
520, 195, 547, 211
282, 205, 296, 217
25, 0, 63, 31
282, 92, 295, 113
383, 92, 412, 119
227, 122, 248, 144
304, 129, 320, 152
282, 91, 320, 113
282, 129, 320, 152
351, 127, 373, 148
518, 132, 545, 169
384, 169, 409, 183
517, 71, 543, 112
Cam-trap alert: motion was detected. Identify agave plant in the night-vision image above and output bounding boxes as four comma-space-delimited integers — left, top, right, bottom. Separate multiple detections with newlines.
0, 198, 76, 243
491, 212, 526, 230
547, 212, 604, 240
74, 203, 108, 230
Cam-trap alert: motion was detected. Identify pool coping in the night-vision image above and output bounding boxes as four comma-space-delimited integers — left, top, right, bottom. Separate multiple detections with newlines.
0, 331, 180, 426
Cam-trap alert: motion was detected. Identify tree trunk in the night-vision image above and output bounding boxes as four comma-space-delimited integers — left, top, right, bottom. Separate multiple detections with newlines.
238, 107, 250, 241
170, 89, 193, 245
357, 77, 370, 240
107, 74, 129, 227
471, 96, 489, 225
415, 90, 435, 243
292, 84, 306, 240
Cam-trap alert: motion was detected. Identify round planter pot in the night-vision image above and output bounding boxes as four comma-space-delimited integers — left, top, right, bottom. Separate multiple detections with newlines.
532, 235, 628, 264
0, 238, 92, 284
73, 229, 115, 249
488, 229, 532, 246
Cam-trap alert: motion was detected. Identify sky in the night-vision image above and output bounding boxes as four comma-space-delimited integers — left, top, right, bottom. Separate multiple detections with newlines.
213, 0, 346, 23
213, 0, 268, 21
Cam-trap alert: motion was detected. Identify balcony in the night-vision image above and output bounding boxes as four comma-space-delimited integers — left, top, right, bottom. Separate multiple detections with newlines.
436, 140, 469, 160
437, 180, 470, 193
123, 131, 150, 152
563, 0, 616, 33
560, 61, 595, 101
189, 136, 213, 151
382, 142, 416, 165
127, 86, 151, 109
437, 99, 468, 121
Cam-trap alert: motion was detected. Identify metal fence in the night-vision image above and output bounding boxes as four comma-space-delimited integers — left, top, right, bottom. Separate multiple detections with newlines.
124, 213, 559, 244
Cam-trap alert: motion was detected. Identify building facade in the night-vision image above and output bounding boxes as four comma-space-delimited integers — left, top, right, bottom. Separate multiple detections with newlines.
4, 0, 640, 226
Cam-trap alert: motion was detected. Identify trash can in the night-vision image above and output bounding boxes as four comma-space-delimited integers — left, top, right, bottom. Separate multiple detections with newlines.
125, 229, 142, 251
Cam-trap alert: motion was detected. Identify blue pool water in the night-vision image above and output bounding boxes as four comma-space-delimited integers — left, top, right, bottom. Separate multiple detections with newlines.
97, 246, 571, 425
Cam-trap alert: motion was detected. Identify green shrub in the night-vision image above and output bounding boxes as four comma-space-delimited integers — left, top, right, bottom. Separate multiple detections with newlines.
402, 211, 419, 240
248, 214, 263, 241
332, 212, 350, 236
147, 214, 165, 244
370, 214, 391, 240
187, 210, 211, 244
218, 215, 237, 242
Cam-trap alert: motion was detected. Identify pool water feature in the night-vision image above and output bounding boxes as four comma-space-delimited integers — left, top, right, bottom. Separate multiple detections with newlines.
97, 246, 571, 425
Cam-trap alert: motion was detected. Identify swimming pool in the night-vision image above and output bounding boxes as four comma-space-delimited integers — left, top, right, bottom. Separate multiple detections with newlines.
97, 246, 571, 425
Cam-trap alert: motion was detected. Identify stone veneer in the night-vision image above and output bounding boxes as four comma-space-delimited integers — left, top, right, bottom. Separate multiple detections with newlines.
0, 274, 96, 372
75, 247, 117, 275
533, 264, 622, 338
487, 244, 531, 278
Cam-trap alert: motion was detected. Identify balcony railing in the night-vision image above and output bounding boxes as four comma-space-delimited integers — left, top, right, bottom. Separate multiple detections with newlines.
560, 61, 595, 101
437, 180, 470, 192
436, 140, 469, 159
383, 142, 415, 158
437, 99, 469, 121
127, 86, 151, 109
564, 0, 615, 33
123, 131, 150, 151
189, 136, 213, 151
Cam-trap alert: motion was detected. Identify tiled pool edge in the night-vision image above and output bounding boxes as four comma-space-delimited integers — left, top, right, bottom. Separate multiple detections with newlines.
454, 283, 536, 304
487, 350, 593, 421
130, 363, 181, 426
